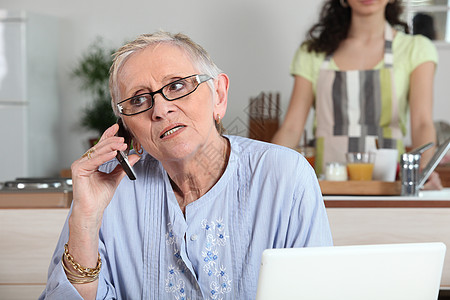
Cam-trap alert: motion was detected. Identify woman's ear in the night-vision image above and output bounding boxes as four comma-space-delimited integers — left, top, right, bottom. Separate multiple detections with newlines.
213, 73, 229, 119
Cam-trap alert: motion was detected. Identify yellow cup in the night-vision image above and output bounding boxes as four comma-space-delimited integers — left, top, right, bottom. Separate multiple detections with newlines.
346, 152, 376, 181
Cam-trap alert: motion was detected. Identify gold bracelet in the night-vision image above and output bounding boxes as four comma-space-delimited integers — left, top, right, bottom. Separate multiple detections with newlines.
62, 243, 102, 283
61, 256, 100, 284
64, 243, 101, 277
67, 277, 98, 284
66, 273, 99, 283
61, 255, 97, 278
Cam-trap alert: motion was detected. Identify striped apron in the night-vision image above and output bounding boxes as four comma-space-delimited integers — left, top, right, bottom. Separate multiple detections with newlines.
314, 22, 404, 175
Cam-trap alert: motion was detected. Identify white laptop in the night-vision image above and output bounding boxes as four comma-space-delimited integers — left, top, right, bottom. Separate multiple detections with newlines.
256, 243, 446, 300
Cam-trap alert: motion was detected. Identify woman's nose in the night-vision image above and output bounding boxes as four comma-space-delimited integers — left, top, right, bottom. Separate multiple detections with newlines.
150, 94, 175, 121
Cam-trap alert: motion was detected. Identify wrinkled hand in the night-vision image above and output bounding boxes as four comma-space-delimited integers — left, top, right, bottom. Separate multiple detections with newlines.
70, 124, 141, 229
422, 171, 443, 191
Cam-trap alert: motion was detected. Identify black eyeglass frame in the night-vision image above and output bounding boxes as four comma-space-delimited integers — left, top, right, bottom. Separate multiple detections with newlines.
116, 74, 212, 116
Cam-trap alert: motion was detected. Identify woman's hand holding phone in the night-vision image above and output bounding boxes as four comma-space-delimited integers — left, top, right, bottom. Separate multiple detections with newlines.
70, 123, 141, 234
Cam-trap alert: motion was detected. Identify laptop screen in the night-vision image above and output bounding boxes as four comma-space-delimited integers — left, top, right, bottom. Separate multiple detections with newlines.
256, 243, 446, 300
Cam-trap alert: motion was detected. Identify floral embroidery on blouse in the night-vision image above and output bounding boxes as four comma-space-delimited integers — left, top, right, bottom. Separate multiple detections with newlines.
165, 223, 189, 300
164, 219, 232, 299
201, 218, 232, 299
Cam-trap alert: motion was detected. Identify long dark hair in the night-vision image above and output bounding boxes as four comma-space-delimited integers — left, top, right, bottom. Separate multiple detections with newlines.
304, 0, 409, 55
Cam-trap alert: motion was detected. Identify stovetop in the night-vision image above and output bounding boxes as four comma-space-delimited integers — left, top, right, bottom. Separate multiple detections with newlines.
1, 177, 72, 192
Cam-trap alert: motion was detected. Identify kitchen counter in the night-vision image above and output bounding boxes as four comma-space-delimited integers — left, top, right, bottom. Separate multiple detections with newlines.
0, 190, 73, 208
0, 178, 73, 208
324, 188, 450, 208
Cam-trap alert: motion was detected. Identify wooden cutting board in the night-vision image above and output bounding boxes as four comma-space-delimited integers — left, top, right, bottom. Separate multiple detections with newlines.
319, 180, 402, 196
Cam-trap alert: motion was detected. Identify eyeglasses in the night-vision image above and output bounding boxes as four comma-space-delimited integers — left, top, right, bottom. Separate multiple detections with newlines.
117, 74, 212, 116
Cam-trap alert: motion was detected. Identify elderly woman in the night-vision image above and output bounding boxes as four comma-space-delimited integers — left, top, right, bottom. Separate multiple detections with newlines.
40, 31, 332, 300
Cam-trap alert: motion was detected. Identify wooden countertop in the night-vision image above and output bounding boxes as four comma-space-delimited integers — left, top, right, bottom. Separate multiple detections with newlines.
0, 190, 72, 208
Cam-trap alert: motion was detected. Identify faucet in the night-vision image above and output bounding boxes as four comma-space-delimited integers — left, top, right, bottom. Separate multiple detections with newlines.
400, 138, 450, 196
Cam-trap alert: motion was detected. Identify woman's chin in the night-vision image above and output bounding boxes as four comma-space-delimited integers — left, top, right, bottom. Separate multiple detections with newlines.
156, 144, 200, 163
152, 131, 221, 165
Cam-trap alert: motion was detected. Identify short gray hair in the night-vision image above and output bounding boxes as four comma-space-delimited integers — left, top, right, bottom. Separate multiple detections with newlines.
109, 31, 222, 116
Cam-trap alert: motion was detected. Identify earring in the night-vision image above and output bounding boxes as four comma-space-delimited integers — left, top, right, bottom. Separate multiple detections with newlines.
215, 114, 225, 135
340, 0, 348, 8
133, 141, 144, 155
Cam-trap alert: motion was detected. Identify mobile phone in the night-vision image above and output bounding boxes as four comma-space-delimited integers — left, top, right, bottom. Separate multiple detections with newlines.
116, 118, 137, 180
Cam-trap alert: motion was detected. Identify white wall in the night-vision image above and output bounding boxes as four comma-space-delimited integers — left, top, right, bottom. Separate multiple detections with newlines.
433, 44, 450, 123
1, 0, 449, 177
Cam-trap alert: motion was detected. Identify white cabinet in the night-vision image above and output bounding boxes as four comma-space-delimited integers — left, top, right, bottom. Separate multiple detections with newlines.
0, 106, 27, 180
0, 13, 26, 101
0, 209, 69, 299
0, 10, 59, 182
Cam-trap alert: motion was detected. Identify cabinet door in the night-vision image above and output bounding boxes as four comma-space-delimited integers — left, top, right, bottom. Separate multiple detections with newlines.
0, 18, 26, 102
0, 209, 69, 299
0, 209, 69, 282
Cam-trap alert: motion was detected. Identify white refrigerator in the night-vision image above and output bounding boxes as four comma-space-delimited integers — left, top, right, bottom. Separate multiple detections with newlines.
0, 10, 59, 182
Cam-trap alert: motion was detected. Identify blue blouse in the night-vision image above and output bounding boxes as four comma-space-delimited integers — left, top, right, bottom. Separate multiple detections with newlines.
40, 136, 332, 299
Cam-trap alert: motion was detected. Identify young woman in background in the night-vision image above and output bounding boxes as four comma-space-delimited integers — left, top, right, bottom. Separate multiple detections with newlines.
272, 0, 442, 189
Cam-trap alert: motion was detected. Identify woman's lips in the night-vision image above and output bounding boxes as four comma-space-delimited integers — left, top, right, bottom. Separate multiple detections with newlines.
360, 0, 377, 4
160, 125, 186, 139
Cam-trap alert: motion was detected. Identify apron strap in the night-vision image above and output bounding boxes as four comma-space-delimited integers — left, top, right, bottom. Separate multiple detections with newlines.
320, 55, 332, 69
384, 22, 394, 68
